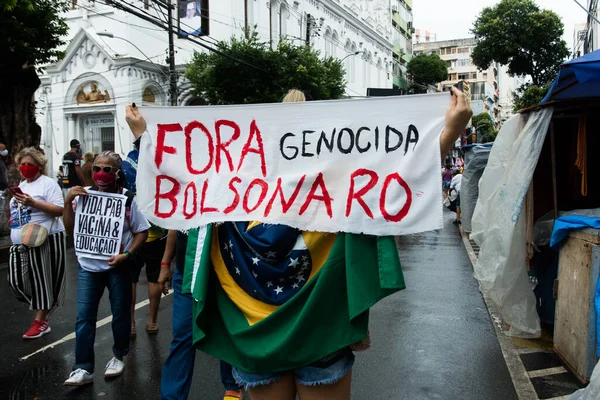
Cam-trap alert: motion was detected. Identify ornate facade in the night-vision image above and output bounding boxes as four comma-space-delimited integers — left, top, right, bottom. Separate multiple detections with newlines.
37, 0, 394, 175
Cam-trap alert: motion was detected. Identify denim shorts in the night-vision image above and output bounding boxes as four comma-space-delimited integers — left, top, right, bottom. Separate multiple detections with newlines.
232, 348, 355, 389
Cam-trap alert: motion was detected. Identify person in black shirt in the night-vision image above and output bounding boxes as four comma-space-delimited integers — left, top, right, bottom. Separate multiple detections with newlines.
0, 143, 9, 191
62, 139, 85, 197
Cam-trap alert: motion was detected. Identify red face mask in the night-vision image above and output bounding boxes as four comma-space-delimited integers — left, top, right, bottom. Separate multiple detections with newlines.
93, 170, 117, 187
20, 164, 39, 179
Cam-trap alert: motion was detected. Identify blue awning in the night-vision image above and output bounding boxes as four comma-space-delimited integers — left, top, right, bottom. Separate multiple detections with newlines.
541, 49, 600, 103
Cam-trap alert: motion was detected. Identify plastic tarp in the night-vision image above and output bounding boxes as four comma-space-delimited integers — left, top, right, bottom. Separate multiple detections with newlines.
569, 361, 600, 400
542, 49, 600, 104
470, 107, 554, 337
550, 217, 600, 248
460, 144, 492, 233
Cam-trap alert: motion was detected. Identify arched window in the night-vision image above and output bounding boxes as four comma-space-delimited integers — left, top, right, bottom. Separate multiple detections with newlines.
376, 58, 383, 88
270, 0, 280, 46
349, 42, 358, 83
331, 31, 339, 58
364, 52, 371, 88
279, 4, 288, 38
245, 0, 254, 34
324, 28, 333, 57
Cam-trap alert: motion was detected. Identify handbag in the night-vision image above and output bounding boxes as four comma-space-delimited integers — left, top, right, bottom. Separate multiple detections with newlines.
18, 205, 55, 247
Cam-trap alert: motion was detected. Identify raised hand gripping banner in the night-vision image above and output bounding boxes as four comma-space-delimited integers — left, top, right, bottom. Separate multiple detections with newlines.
136, 94, 447, 236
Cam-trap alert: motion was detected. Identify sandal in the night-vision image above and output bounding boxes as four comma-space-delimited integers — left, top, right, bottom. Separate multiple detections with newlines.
146, 321, 159, 334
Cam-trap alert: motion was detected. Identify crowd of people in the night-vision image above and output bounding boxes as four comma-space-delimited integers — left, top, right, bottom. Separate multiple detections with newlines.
4, 88, 472, 399
442, 164, 463, 225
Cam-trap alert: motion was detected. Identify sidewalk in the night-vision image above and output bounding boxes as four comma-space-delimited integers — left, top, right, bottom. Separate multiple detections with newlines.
459, 228, 585, 400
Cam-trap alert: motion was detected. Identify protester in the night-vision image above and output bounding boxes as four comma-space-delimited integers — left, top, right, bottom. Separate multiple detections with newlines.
442, 164, 453, 198
0, 143, 9, 192
62, 139, 85, 197
122, 152, 168, 336
81, 151, 95, 187
124, 104, 243, 400
126, 87, 471, 399
8, 147, 66, 339
56, 166, 64, 189
450, 169, 462, 225
63, 150, 149, 386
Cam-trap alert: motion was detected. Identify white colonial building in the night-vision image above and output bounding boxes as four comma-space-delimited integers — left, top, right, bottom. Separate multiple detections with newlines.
36, 0, 394, 175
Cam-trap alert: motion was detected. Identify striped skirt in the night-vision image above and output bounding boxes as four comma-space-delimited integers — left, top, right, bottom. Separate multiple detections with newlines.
8, 231, 67, 310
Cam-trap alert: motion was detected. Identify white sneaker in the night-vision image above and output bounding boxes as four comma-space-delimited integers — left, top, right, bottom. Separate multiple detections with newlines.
104, 357, 125, 378
64, 369, 93, 386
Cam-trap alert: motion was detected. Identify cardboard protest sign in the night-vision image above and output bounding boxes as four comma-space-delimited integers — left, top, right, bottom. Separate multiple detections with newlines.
74, 190, 127, 260
136, 93, 448, 236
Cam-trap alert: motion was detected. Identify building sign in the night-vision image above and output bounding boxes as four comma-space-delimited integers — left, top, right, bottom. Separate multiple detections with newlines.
87, 116, 115, 127
136, 94, 449, 236
178, 0, 209, 37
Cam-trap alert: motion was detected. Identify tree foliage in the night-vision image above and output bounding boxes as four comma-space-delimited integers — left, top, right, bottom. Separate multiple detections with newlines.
0, 0, 70, 155
471, 0, 568, 87
472, 112, 497, 142
512, 83, 551, 112
185, 32, 345, 104
1, 0, 69, 73
406, 53, 448, 94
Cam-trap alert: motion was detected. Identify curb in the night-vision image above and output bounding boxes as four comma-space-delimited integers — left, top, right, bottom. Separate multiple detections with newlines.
459, 227, 539, 400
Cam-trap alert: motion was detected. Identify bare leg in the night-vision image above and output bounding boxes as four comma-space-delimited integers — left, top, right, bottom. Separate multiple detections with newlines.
456, 206, 461, 221
296, 369, 352, 400
248, 372, 296, 400
147, 282, 162, 325
35, 310, 49, 321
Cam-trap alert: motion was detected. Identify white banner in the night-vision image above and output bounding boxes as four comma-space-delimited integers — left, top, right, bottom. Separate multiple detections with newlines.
74, 190, 126, 260
136, 94, 447, 235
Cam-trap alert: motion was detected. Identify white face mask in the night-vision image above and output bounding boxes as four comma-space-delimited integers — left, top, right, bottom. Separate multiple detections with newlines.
0, 149, 8, 157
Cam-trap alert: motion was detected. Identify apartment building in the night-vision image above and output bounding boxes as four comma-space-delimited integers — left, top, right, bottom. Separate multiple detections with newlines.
583, 0, 599, 54
390, 0, 414, 92
413, 38, 500, 122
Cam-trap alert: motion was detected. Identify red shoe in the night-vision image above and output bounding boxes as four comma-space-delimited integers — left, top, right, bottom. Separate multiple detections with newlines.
23, 320, 51, 339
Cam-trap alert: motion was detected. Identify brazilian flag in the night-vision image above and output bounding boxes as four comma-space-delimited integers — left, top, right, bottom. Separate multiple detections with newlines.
183, 222, 405, 373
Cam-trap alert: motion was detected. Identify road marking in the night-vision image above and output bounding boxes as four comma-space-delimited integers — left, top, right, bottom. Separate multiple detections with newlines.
460, 228, 539, 400
19, 289, 173, 361
527, 367, 567, 379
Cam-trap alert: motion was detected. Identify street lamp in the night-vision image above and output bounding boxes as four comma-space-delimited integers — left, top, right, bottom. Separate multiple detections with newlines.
97, 32, 170, 82
340, 51, 363, 62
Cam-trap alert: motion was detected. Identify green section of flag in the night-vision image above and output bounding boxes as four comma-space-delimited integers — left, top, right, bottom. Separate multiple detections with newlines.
184, 225, 405, 374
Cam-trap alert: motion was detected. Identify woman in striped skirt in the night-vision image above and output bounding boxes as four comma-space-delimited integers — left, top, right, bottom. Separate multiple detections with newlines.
8, 147, 66, 339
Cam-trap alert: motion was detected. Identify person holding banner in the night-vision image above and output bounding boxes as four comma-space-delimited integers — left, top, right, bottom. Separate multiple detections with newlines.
63, 151, 150, 387
125, 104, 244, 400
8, 147, 66, 339
127, 87, 472, 399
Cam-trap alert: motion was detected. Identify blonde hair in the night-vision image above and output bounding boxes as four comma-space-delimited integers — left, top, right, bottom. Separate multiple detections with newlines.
282, 89, 306, 103
15, 147, 47, 176
84, 151, 95, 163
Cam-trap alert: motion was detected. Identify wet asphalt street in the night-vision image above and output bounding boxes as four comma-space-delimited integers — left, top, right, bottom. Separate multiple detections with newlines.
0, 210, 518, 400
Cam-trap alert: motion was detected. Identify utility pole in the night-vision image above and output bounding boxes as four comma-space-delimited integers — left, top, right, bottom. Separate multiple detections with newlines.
306, 13, 311, 46
167, 0, 178, 106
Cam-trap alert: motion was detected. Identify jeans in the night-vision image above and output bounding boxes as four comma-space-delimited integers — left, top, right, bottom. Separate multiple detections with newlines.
160, 269, 196, 400
73, 265, 132, 373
